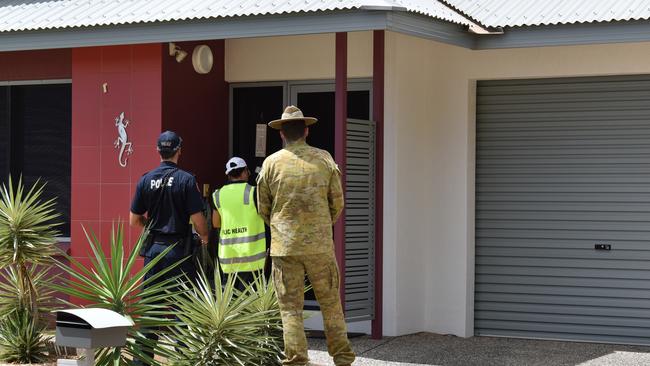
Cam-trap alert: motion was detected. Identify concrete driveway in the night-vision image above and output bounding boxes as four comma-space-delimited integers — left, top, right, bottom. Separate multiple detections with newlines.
308, 333, 650, 366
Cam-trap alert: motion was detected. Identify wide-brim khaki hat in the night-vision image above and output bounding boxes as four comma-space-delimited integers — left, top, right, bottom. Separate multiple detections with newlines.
268, 105, 318, 130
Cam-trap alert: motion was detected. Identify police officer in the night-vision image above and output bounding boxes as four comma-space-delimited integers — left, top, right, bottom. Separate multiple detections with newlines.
257, 106, 355, 366
129, 130, 209, 365
212, 157, 267, 288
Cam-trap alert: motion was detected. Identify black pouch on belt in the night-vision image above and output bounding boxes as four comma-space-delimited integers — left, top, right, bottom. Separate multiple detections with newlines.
139, 229, 155, 257
183, 226, 198, 258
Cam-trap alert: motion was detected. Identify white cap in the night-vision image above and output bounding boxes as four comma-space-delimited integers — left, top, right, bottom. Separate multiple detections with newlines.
225, 157, 247, 175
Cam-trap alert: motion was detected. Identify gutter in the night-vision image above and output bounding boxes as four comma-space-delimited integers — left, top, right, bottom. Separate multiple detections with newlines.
468, 23, 504, 35
360, 4, 408, 12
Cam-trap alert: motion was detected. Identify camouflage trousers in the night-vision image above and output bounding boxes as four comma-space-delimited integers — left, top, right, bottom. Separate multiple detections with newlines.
272, 253, 356, 366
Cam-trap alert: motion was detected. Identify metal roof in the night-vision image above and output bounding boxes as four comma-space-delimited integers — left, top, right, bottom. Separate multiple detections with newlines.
445, 0, 650, 28
2, 0, 646, 36
392, 0, 472, 25
0, 0, 473, 33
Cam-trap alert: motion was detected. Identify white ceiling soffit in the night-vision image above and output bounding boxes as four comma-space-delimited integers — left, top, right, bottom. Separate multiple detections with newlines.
0, 0, 476, 33
445, 0, 650, 28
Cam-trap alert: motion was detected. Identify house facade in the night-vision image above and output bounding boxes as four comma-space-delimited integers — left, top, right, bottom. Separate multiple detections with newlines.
2, 0, 650, 345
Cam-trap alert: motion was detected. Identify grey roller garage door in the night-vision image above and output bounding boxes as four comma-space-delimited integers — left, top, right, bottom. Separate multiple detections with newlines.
475, 75, 650, 345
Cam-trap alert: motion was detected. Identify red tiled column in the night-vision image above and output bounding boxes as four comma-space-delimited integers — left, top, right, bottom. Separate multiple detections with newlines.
71, 44, 162, 271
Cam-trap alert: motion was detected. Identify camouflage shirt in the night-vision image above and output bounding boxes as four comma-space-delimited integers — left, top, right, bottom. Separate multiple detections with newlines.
257, 139, 344, 256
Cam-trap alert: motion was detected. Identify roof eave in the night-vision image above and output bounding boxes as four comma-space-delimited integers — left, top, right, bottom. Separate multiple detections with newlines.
0, 10, 389, 52
360, 5, 408, 12
3, 8, 650, 54
0, 8, 484, 53
475, 19, 650, 49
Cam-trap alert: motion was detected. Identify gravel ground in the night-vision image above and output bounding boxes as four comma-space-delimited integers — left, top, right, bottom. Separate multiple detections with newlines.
307, 333, 650, 366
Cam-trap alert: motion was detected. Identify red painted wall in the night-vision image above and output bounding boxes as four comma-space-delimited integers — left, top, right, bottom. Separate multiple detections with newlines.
71, 44, 163, 266
0, 49, 71, 81
70, 40, 229, 276
162, 40, 229, 192
4, 41, 229, 306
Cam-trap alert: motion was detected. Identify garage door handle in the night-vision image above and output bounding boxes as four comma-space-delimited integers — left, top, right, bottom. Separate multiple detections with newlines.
594, 244, 611, 251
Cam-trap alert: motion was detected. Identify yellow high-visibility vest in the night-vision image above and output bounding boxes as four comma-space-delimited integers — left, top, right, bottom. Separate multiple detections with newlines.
213, 183, 266, 273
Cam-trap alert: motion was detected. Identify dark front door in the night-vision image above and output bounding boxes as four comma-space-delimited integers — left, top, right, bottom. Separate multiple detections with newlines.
290, 85, 371, 157
293, 90, 335, 155
231, 85, 285, 183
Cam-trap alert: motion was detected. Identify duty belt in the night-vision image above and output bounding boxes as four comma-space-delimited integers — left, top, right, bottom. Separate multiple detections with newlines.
152, 232, 185, 245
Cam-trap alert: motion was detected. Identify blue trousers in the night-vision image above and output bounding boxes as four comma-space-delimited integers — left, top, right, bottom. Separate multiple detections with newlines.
137, 240, 196, 365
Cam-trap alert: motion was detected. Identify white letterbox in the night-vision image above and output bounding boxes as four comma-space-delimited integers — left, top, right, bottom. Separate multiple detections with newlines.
55, 308, 134, 365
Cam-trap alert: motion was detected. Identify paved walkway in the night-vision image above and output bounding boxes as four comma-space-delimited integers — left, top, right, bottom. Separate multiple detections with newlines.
308, 333, 650, 366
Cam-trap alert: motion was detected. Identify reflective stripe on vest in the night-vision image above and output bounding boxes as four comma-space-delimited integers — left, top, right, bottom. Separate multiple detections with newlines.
213, 183, 266, 273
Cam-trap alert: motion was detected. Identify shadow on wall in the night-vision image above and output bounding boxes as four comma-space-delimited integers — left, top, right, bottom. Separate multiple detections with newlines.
308, 332, 650, 366
161, 39, 228, 189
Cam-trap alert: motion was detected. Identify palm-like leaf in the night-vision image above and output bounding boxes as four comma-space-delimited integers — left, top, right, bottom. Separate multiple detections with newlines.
53, 222, 186, 366
0, 176, 61, 363
0, 176, 60, 265
0, 307, 51, 364
0, 265, 57, 319
0, 176, 60, 316
167, 269, 283, 366
246, 274, 284, 364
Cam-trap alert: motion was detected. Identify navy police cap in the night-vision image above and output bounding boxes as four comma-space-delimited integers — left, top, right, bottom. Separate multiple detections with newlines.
157, 130, 183, 152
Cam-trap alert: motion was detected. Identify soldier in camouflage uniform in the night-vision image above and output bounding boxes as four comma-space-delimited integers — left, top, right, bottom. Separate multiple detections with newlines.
257, 106, 355, 366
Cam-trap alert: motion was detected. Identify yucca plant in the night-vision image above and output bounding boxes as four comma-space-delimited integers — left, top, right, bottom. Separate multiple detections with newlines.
0, 265, 56, 319
0, 176, 60, 363
0, 176, 59, 317
166, 269, 283, 366
247, 274, 284, 365
0, 307, 51, 364
53, 223, 186, 366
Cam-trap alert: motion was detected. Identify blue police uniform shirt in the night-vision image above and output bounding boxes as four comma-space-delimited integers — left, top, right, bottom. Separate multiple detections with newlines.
130, 161, 204, 235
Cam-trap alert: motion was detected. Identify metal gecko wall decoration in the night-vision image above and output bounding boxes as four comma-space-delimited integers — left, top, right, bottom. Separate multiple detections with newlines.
113, 112, 133, 168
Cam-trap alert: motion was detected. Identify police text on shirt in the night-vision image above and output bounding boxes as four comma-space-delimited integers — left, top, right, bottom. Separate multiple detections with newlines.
150, 177, 174, 189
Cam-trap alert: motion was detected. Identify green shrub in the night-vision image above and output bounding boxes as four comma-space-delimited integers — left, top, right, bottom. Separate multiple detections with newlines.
0, 176, 59, 315
246, 274, 284, 365
166, 269, 283, 366
54, 223, 184, 366
0, 265, 56, 319
0, 176, 60, 363
0, 307, 51, 364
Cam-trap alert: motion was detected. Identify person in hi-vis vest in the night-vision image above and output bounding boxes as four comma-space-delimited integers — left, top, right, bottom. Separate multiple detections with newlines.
212, 157, 268, 287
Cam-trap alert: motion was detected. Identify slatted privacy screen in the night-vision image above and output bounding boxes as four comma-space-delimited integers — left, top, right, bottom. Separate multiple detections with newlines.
475, 75, 650, 345
345, 119, 376, 321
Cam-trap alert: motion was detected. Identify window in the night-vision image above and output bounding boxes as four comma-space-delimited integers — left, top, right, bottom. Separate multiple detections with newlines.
0, 87, 9, 180
0, 84, 72, 238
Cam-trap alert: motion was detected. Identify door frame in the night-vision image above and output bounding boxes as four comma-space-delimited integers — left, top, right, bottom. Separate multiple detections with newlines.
228, 78, 375, 323
228, 78, 373, 155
